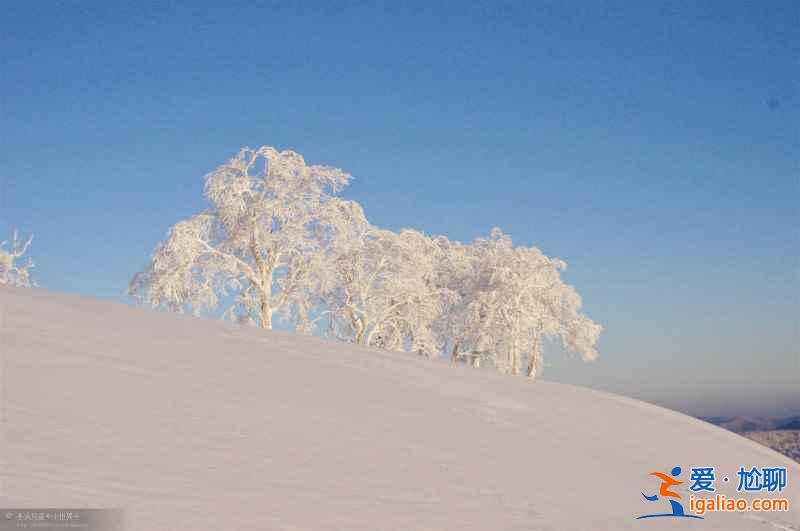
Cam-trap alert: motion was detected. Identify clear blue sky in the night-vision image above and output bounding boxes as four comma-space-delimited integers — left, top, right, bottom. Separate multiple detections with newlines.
2, 1, 797, 416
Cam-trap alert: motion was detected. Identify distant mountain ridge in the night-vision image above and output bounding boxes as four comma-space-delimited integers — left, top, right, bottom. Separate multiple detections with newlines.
777, 416, 800, 430
703, 415, 800, 463
743, 431, 800, 463
703, 415, 800, 433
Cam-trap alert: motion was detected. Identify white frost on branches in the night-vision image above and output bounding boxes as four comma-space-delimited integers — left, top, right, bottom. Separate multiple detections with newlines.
129, 146, 353, 330
0, 230, 35, 287
319, 205, 446, 356
434, 229, 601, 378
131, 145, 602, 379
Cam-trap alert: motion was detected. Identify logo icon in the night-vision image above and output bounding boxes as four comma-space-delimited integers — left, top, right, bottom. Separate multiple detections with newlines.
637, 466, 703, 520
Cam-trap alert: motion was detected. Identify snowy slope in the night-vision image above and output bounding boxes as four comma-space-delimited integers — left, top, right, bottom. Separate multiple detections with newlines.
1, 286, 797, 531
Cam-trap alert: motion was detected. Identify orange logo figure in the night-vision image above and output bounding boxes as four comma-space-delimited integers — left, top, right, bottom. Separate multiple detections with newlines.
649, 470, 683, 499
637, 466, 703, 520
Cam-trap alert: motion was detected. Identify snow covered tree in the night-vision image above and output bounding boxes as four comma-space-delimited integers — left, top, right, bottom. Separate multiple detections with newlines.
0, 230, 35, 287
128, 145, 601, 378
430, 235, 478, 363
129, 146, 352, 330
318, 204, 446, 356
434, 229, 601, 378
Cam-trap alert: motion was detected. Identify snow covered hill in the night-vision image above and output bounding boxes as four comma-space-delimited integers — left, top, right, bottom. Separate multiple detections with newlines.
1, 286, 797, 530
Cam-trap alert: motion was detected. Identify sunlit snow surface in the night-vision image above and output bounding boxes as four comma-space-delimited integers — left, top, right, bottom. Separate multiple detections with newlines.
1, 286, 797, 530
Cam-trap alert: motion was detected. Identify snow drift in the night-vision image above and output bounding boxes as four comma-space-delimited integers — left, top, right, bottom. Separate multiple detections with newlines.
1, 286, 797, 530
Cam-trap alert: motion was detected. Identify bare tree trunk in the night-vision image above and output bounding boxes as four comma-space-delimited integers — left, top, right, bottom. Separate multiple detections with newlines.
510, 344, 520, 375
510, 317, 522, 375
259, 289, 273, 329
450, 341, 460, 363
526, 340, 542, 379
354, 319, 366, 344
364, 322, 381, 346
251, 237, 274, 330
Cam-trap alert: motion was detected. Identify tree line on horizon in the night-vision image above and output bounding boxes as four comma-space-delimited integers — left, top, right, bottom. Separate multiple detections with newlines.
128, 146, 602, 379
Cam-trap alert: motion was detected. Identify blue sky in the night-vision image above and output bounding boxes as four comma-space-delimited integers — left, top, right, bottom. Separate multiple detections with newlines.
2, 1, 797, 416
